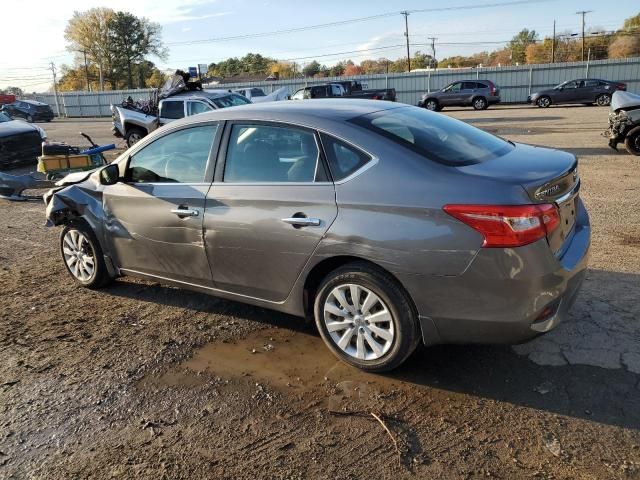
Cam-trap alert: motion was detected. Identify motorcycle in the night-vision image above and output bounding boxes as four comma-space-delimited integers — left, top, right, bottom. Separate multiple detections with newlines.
604, 90, 640, 156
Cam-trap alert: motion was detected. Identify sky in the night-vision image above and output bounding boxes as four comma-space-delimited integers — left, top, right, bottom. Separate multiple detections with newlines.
1, 0, 638, 92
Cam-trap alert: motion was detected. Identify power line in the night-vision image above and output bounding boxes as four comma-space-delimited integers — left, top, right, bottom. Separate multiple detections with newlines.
167, 0, 552, 47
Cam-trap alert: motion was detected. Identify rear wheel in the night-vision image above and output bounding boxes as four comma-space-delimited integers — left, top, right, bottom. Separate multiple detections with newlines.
60, 222, 112, 289
314, 262, 419, 372
625, 127, 640, 156
424, 99, 440, 111
472, 97, 488, 110
125, 127, 146, 147
596, 93, 612, 106
537, 96, 551, 108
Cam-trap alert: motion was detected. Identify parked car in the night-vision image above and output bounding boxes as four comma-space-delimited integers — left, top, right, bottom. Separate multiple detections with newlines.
111, 90, 251, 147
604, 90, 640, 155
0, 111, 47, 169
2, 100, 54, 122
233, 86, 290, 103
291, 83, 396, 101
419, 80, 500, 111
0, 94, 16, 105
528, 79, 627, 108
45, 100, 589, 372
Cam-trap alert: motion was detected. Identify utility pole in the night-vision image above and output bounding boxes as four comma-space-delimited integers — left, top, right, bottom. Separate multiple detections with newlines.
576, 10, 592, 62
401, 11, 411, 72
551, 20, 556, 63
49, 62, 61, 118
428, 37, 437, 68
81, 50, 91, 92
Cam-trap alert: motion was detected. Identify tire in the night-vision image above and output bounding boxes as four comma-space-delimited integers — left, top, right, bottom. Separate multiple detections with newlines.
536, 96, 551, 108
313, 262, 419, 372
596, 93, 612, 107
472, 97, 488, 110
624, 127, 640, 156
60, 221, 112, 289
26, 115, 33, 123
125, 127, 146, 147
424, 99, 439, 111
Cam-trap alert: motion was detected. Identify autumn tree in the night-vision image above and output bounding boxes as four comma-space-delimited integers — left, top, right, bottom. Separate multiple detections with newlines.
509, 29, 539, 64
343, 61, 362, 76
609, 12, 640, 58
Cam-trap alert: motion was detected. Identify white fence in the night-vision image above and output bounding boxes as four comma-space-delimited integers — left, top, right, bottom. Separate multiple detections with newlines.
26, 57, 640, 118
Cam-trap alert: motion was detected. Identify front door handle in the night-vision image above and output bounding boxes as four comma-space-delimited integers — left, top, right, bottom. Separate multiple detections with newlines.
170, 208, 199, 218
281, 216, 321, 227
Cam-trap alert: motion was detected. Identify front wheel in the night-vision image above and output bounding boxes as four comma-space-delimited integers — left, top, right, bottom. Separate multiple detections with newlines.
60, 222, 112, 288
596, 93, 612, 106
537, 96, 551, 108
625, 127, 640, 156
424, 99, 440, 111
314, 262, 419, 372
125, 127, 146, 147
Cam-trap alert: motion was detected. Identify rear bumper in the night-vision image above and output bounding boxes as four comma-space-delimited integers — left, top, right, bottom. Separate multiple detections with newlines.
488, 96, 501, 104
402, 198, 590, 346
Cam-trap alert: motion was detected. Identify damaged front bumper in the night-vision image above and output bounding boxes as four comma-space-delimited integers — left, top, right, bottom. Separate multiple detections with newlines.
603, 111, 628, 150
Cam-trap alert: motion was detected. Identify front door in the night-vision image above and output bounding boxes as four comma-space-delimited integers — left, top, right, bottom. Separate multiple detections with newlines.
440, 82, 463, 106
103, 123, 220, 285
203, 121, 338, 302
555, 80, 581, 104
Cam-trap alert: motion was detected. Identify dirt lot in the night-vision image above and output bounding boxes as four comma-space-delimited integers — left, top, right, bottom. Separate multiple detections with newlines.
1, 106, 639, 479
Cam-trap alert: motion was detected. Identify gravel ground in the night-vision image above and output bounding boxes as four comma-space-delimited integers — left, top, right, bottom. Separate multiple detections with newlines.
1, 106, 639, 479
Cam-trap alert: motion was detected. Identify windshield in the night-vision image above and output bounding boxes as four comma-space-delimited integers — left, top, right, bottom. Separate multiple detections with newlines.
0, 112, 11, 122
212, 94, 251, 109
350, 106, 513, 166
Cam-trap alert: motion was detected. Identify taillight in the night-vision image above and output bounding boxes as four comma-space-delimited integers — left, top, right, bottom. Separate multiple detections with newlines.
443, 204, 560, 248
617, 83, 627, 91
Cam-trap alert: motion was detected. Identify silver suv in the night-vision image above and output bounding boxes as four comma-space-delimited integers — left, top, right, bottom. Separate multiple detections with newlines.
419, 80, 501, 111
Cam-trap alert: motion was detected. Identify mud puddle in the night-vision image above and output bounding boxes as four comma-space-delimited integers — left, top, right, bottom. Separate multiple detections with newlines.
141, 327, 407, 410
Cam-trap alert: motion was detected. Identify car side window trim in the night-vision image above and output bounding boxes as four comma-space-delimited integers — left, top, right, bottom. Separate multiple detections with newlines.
122, 121, 223, 185
213, 120, 331, 185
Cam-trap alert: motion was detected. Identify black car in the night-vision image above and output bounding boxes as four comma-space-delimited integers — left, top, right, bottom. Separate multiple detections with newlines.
0, 112, 46, 169
528, 79, 627, 108
2, 100, 54, 122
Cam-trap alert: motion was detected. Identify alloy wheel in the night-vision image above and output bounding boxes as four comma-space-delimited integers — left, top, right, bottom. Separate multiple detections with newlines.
62, 229, 96, 282
425, 100, 438, 111
597, 94, 611, 106
127, 132, 142, 146
323, 283, 395, 361
538, 97, 550, 108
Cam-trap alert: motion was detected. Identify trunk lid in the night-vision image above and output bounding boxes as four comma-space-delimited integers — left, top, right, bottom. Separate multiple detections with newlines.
458, 143, 579, 254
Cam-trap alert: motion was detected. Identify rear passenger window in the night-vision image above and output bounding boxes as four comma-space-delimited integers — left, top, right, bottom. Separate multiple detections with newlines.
462, 82, 477, 90
161, 101, 185, 119
320, 134, 372, 181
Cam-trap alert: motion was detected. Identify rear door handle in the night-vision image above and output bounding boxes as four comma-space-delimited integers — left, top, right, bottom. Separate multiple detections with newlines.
170, 208, 199, 217
281, 217, 321, 227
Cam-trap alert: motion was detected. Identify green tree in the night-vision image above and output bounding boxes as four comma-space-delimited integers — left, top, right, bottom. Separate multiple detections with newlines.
302, 60, 321, 78
108, 11, 167, 89
509, 29, 539, 64
328, 62, 345, 77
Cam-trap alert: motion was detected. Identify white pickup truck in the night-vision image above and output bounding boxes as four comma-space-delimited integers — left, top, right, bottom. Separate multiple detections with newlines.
110, 90, 251, 147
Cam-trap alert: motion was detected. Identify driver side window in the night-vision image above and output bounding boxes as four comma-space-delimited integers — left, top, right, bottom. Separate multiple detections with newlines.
128, 124, 217, 184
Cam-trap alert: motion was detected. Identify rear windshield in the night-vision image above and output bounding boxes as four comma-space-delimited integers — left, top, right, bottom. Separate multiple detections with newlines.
350, 106, 513, 166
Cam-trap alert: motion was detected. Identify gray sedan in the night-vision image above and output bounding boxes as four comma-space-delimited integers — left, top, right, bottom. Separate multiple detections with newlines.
528, 78, 627, 107
44, 100, 590, 372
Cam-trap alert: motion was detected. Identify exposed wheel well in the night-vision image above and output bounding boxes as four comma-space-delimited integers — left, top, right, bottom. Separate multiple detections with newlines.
302, 255, 418, 320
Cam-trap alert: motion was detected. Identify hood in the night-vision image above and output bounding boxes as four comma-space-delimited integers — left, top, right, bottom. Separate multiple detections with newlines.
611, 90, 640, 112
0, 119, 38, 139
55, 168, 99, 187
457, 143, 578, 203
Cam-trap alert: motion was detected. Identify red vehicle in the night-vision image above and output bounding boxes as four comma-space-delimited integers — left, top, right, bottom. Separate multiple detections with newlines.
0, 94, 16, 105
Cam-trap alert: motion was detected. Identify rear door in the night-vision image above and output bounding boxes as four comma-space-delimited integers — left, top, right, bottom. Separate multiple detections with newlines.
103, 122, 221, 285
461, 82, 478, 105
203, 121, 338, 301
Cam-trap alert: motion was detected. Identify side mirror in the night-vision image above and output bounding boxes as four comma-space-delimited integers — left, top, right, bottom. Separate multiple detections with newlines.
99, 163, 120, 186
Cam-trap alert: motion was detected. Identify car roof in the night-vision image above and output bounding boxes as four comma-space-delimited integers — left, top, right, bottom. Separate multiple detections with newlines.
178, 99, 403, 124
